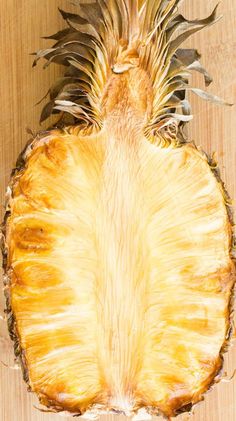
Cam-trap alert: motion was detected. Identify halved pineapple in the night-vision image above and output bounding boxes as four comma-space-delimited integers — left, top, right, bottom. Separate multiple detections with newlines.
2, 0, 235, 419
4, 123, 235, 417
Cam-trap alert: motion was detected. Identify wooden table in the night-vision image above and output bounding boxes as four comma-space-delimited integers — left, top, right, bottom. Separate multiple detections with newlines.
1, 1, 236, 420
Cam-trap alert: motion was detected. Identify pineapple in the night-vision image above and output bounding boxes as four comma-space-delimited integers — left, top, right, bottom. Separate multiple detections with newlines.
2, 0, 235, 419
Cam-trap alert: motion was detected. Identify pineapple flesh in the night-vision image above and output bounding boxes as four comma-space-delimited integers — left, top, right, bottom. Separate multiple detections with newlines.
2, 0, 235, 419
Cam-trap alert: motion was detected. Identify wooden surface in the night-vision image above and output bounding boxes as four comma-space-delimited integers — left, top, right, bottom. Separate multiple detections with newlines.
0, 1, 236, 420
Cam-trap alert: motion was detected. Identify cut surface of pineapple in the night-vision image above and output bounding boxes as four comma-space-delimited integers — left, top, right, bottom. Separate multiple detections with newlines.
5, 126, 234, 418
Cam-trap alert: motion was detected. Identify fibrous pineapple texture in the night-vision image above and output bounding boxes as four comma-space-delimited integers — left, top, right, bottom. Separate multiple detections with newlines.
2, 0, 235, 419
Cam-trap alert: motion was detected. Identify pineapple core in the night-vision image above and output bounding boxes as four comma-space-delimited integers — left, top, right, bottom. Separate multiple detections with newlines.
6, 68, 234, 418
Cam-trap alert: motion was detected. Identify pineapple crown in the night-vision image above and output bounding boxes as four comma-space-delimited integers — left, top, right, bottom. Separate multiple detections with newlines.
34, 0, 231, 139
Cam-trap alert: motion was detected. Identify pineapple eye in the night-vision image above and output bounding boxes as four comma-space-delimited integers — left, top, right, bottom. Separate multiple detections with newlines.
11, 218, 70, 253
12, 262, 63, 288
13, 224, 53, 251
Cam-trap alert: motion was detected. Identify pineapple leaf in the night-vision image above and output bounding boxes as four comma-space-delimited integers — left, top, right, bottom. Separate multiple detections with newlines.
34, 0, 230, 137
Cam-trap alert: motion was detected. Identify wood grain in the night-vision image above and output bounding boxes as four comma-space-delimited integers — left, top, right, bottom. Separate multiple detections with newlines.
0, 1, 235, 420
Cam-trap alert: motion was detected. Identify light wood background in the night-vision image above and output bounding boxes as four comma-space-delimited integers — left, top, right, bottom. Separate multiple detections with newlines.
0, 1, 236, 420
